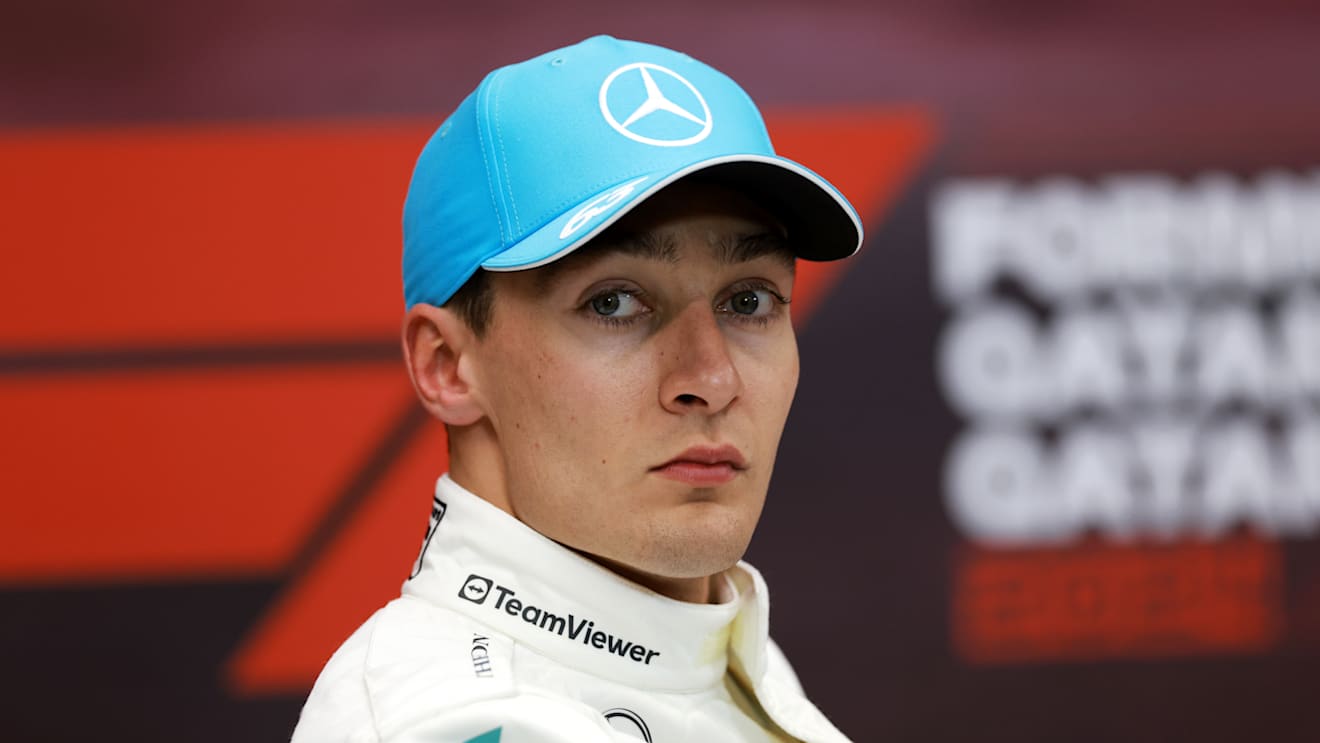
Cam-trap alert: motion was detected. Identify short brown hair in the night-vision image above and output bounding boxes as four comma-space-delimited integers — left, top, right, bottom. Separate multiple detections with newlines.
444, 269, 494, 336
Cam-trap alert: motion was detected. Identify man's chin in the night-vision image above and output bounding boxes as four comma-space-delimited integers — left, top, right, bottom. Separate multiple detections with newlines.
633, 519, 756, 580
580, 523, 752, 588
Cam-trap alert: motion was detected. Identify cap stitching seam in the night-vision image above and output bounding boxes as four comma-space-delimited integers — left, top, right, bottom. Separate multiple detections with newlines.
476, 73, 507, 245
494, 84, 521, 234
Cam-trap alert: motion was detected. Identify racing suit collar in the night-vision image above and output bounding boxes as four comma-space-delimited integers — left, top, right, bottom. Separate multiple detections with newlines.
402, 475, 771, 693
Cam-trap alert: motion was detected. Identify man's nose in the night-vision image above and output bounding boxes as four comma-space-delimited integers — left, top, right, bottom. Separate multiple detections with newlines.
658, 303, 743, 415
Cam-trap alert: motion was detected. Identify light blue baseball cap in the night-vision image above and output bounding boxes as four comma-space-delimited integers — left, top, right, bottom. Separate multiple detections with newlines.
402, 35, 864, 308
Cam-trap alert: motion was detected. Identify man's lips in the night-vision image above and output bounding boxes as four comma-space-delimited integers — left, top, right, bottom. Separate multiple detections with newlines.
650, 445, 747, 487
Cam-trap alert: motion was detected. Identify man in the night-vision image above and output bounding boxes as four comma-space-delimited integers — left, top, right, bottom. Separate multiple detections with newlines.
292, 35, 862, 742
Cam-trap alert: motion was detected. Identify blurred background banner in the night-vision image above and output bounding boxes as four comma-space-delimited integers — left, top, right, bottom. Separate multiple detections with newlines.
2, 2, 1317, 741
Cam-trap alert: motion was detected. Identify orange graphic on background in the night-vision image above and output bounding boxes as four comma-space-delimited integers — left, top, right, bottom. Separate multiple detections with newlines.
0, 367, 413, 582
0, 109, 936, 693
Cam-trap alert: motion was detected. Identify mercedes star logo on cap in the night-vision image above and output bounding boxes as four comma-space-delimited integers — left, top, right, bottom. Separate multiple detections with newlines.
598, 63, 713, 147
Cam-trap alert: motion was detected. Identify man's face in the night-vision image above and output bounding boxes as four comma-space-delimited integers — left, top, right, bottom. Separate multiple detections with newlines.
462, 181, 800, 584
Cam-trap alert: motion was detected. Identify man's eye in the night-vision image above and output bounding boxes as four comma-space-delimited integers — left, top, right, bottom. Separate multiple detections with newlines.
728, 290, 763, 315
588, 290, 645, 318
591, 292, 620, 315
721, 288, 778, 317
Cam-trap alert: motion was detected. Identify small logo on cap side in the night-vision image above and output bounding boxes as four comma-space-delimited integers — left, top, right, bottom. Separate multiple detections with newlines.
559, 176, 648, 239
599, 63, 712, 147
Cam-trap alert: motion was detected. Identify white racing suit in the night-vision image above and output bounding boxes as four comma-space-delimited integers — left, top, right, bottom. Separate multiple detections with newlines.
291, 476, 850, 743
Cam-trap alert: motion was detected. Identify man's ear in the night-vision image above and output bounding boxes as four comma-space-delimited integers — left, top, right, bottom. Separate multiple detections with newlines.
402, 303, 486, 426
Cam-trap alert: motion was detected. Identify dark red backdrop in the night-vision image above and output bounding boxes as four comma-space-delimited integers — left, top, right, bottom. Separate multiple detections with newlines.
3, 2, 1318, 740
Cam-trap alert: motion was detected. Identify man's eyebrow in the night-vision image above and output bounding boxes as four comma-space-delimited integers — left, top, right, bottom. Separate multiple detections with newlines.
595, 230, 681, 264
597, 229, 795, 269
715, 231, 796, 270
532, 232, 678, 293
533, 229, 795, 293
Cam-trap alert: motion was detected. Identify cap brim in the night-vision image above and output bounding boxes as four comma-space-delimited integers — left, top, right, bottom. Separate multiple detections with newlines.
480, 154, 863, 272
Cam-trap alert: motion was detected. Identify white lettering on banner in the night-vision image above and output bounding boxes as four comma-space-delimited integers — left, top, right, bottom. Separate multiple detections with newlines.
1281, 289, 1320, 398
932, 171, 1320, 303
1124, 296, 1192, 404
945, 418, 1320, 544
1129, 418, 1200, 537
938, 303, 1043, 421
1048, 304, 1127, 415
938, 293, 1320, 420
933, 171, 1320, 545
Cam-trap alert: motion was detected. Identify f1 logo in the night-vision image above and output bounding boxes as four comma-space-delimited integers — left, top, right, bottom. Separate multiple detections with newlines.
458, 575, 494, 605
